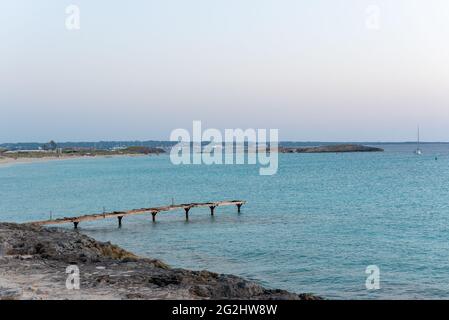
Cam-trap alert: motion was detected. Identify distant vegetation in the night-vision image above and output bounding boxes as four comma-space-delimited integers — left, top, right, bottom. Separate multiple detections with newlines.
121, 146, 164, 154
60, 146, 164, 156
0, 141, 165, 159
42, 140, 58, 151
0, 141, 175, 152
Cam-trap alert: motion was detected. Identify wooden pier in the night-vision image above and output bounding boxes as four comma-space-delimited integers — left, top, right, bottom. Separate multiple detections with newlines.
29, 200, 246, 229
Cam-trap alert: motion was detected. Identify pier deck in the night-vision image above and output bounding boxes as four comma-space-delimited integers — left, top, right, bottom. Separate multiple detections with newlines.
29, 200, 246, 228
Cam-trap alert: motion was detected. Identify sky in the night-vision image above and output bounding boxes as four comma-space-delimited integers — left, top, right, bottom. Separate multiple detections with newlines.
1, 0, 449, 142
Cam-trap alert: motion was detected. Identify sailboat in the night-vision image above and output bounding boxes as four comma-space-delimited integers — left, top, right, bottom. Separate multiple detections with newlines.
414, 126, 422, 155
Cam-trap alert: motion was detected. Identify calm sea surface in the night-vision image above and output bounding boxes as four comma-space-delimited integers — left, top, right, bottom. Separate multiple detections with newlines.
1, 144, 449, 299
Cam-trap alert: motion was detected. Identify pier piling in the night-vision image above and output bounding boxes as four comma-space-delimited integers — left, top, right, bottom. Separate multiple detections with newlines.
237, 203, 242, 213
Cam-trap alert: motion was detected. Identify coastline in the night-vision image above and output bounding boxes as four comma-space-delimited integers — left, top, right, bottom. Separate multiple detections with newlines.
0, 154, 148, 168
0, 223, 320, 300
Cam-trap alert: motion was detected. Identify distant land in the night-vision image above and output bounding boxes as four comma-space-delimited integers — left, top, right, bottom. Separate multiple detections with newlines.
0, 141, 175, 152
279, 144, 384, 153
0, 140, 446, 152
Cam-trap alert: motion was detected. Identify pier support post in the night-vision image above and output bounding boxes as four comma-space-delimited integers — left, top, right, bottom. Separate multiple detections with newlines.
210, 206, 216, 216
185, 208, 190, 221
73, 221, 79, 229
236, 203, 242, 213
118, 216, 123, 228
152, 212, 157, 222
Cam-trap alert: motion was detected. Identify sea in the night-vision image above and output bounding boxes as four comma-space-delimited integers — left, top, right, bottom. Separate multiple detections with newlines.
1, 143, 449, 299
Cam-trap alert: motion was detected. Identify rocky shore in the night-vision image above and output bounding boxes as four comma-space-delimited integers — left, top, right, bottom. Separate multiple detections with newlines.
279, 144, 384, 153
0, 223, 319, 300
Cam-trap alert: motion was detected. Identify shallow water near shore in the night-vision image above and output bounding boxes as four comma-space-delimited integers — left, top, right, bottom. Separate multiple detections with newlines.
1, 143, 449, 299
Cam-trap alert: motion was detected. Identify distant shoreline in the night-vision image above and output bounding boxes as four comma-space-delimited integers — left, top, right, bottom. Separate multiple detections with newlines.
0, 154, 149, 167
279, 144, 384, 153
1, 141, 447, 147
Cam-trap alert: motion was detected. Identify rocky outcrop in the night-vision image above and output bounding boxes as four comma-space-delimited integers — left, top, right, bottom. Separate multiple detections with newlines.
280, 144, 383, 153
0, 223, 320, 300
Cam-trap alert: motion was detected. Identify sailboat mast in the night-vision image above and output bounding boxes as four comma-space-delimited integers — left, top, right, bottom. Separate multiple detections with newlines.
417, 126, 420, 149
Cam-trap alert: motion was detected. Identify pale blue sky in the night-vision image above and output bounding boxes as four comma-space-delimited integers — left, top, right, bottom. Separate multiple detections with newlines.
1, 0, 449, 142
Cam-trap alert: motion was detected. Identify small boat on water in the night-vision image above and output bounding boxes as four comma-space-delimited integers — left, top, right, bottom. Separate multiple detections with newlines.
414, 126, 422, 155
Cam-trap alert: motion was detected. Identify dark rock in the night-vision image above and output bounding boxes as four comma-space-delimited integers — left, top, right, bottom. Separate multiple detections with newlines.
280, 144, 384, 153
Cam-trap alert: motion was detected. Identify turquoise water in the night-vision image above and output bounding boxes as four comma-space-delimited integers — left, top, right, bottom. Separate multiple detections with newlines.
1, 144, 449, 299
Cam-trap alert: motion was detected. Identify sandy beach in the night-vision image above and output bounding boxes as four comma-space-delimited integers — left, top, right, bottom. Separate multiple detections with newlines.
0, 154, 148, 168
0, 156, 74, 167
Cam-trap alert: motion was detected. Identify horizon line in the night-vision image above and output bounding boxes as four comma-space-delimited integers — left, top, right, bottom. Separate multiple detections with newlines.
1, 140, 449, 145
